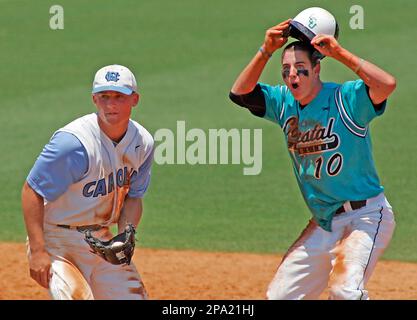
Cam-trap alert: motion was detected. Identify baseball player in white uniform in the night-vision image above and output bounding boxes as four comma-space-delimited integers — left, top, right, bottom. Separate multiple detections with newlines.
22, 64, 154, 300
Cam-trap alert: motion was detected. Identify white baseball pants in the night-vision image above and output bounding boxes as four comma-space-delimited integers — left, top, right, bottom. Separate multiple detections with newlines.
29, 225, 147, 300
267, 192, 395, 300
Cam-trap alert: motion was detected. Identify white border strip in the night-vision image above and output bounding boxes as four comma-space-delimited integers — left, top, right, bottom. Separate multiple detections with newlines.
335, 88, 367, 138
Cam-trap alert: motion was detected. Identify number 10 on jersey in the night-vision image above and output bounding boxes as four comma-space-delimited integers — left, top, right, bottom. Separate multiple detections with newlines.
314, 153, 343, 179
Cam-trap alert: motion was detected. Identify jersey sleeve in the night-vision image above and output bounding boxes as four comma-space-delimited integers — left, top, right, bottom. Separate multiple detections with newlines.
339, 79, 387, 127
26, 131, 89, 202
258, 83, 286, 127
128, 141, 155, 199
229, 84, 266, 117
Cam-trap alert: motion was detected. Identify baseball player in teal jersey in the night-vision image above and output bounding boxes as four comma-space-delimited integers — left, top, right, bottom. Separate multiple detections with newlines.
229, 19, 397, 299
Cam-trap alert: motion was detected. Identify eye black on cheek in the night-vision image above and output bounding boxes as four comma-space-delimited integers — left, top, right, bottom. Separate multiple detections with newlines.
282, 70, 290, 78
296, 69, 309, 77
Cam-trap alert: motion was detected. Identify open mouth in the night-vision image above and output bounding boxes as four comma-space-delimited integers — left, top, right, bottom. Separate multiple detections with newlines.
291, 83, 299, 89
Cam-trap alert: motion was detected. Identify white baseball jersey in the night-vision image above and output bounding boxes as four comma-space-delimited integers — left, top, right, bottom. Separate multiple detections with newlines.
43, 113, 154, 227
26, 112, 152, 300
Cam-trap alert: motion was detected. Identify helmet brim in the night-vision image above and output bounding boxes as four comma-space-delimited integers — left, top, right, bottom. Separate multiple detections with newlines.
289, 20, 316, 42
288, 21, 325, 60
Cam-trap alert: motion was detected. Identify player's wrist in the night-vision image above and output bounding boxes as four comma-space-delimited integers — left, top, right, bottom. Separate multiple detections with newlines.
28, 237, 46, 253
259, 45, 273, 60
332, 46, 349, 62
30, 246, 47, 255
354, 58, 365, 74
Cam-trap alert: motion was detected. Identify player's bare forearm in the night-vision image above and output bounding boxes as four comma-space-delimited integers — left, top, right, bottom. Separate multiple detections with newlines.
21, 182, 46, 253
231, 19, 291, 95
333, 47, 396, 104
21, 182, 51, 288
118, 196, 143, 233
231, 52, 270, 95
311, 35, 396, 104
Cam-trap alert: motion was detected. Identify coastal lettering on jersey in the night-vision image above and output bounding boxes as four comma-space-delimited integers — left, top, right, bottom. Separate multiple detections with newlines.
82, 167, 136, 198
283, 117, 340, 155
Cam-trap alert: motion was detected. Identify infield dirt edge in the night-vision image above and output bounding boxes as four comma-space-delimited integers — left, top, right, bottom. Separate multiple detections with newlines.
1, 243, 416, 300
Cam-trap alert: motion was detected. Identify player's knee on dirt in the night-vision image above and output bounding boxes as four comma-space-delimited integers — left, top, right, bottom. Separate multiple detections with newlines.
329, 285, 369, 300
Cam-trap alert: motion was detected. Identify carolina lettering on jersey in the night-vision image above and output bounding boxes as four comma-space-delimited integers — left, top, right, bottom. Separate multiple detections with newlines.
43, 113, 154, 226
82, 167, 137, 198
283, 117, 340, 155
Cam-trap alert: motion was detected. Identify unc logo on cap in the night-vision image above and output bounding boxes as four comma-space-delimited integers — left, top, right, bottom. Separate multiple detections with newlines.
105, 71, 120, 82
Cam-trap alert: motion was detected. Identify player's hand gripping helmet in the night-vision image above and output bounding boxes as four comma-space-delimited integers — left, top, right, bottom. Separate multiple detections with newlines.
286, 7, 339, 60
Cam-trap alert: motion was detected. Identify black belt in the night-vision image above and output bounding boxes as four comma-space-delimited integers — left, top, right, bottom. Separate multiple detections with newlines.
57, 224, 102, 233
335, 200, 367, 215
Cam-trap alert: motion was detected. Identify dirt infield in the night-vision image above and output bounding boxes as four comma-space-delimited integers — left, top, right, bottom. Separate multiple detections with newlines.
1, 242, 416, 300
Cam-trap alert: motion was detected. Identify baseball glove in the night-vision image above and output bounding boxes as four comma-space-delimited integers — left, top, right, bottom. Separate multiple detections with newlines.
84, 223, 136, 265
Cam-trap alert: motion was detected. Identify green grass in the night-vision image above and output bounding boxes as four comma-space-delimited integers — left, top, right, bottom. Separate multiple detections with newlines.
1, 0, 416, 261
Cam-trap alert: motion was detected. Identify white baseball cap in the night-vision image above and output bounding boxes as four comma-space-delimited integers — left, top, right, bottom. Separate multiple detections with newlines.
92, 64, 137, 95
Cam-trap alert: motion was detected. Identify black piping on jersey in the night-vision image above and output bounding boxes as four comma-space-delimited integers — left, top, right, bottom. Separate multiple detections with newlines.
334, 88, 368, 138
358, 206, 384, 300
229, 84, 266, 117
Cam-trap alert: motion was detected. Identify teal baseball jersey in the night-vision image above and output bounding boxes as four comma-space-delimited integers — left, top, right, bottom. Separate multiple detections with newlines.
260, 80, 386, 231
